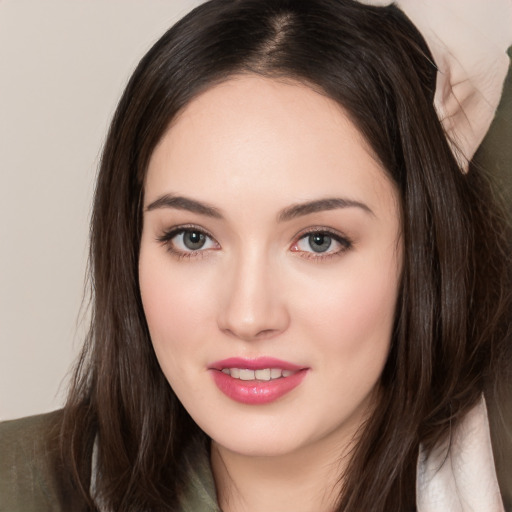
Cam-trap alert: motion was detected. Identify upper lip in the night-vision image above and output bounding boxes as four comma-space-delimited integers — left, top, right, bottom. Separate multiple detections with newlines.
209, 357, 305, 371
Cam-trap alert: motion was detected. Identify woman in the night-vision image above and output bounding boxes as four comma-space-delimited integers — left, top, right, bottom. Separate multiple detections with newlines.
1, 1, 511, 511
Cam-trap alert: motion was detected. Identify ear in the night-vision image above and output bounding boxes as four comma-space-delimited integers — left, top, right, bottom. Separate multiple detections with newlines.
357, 0, 512, 172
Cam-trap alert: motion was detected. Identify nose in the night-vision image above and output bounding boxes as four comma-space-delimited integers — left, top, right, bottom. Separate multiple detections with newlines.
217, 251, 290, 341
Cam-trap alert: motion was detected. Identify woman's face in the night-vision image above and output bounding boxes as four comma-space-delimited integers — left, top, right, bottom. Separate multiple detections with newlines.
139, 75, 402, 458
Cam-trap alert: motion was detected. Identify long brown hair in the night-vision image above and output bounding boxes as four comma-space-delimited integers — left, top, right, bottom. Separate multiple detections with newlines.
60, 1, 512, 510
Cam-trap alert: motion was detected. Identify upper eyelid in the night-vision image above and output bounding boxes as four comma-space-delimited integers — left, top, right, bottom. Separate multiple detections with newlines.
159, 225, 347, 239
291, 227, 353, 254
157, 226, 219, 258
158, 224, 215, 241
293, 226, 351, 242
157, 225, 352, 252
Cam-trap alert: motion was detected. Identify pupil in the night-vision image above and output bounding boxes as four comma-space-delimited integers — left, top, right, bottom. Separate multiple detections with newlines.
309, 233, 331, 253
184, 231, 205, 250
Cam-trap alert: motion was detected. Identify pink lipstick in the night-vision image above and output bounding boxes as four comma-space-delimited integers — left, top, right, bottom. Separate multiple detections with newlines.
209, 357, 308, 405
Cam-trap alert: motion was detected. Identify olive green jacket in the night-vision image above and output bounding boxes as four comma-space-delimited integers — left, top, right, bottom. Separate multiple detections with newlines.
0, 411, 220, 512
2, 409, 512, 511
0, 411, 84, 512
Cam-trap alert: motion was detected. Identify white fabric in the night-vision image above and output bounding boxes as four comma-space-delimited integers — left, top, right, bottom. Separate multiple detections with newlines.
358, 0, 512, 171
416, 396, 504, 512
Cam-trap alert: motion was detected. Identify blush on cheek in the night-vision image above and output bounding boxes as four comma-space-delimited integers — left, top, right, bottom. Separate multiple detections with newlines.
140, 253, 203, 324
306, 269, 398, 384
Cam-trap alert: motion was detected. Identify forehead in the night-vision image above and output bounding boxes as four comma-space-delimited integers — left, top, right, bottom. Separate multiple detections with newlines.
145, 75, 397, 215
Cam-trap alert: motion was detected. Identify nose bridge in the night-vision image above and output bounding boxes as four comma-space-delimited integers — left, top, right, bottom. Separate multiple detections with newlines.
218, 244, 288, 340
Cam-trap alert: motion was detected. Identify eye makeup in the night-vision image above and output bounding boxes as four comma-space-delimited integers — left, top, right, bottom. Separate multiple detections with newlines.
156, 224, 220, 260
290, 227, 353, 261
156, 223, 353, 262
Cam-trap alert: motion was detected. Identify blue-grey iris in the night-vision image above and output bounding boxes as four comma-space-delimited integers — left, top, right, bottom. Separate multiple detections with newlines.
309, 234, 331, 252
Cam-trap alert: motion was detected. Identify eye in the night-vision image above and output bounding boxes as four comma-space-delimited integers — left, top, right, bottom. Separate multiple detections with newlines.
290, 229, 351, 258
157, 226, 219, 256
300, 233, 333, 253
175, 230, 212, 251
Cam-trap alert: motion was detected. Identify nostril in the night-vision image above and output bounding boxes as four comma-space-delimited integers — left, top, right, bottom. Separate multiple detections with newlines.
221, 326, 279, 342
255, 329, 279, 339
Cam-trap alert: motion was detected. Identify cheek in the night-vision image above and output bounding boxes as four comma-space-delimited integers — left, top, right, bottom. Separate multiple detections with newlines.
293, 252, 400, 380
138, 248, 215, 372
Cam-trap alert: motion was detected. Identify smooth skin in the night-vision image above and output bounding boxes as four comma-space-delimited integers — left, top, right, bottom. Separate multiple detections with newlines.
139, 75, 402, 512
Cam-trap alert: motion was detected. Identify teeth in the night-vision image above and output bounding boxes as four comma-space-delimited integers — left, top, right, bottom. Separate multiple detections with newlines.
239, 369, 255, 381
255, 368, 271, 381
220, 368, 297, 381
270, 368, 282, 379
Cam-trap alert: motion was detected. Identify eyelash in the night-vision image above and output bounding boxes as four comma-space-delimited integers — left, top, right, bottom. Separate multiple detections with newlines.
157, 224, 218, 260
290, 228, 352, 261
156, 225, 353, 261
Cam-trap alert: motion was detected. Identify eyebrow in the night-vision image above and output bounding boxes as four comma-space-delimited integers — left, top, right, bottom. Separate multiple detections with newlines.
277, 197, 374, 222
145, 194, 373, 220
146, 194, 223, 218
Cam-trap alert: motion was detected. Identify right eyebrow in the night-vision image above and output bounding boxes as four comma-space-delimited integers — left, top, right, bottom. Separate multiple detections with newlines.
145, 194, 223, 219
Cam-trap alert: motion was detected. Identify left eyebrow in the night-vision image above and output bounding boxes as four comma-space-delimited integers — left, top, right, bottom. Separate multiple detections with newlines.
277, 197, 374, 222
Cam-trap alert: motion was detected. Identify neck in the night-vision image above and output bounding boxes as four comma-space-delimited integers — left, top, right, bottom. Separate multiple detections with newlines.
211, 433, 354, 512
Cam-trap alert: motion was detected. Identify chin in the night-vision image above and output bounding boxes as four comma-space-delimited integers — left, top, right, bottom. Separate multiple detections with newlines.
201, 412, 355, 460
211, 432, 307, 458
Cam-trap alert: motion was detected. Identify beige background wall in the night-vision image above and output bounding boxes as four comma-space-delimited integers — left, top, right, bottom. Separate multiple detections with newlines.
0, 0, 201, 421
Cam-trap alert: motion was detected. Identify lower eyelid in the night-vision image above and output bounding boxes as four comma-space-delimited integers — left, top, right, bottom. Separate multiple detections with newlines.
157, 226, 351, 259
288, 229, 352, 261
156, 226, 220, 256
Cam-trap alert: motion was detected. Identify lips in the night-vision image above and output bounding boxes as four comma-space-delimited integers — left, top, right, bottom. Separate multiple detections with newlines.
209, 357, 308, 404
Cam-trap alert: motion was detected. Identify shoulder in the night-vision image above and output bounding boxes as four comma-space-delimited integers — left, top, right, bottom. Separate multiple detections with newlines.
0, 410, 85, 512
0, 408, 60, 441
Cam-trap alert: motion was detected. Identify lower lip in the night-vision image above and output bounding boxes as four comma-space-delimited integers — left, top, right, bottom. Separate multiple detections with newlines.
210, 369, 308, 405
